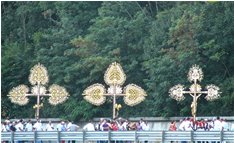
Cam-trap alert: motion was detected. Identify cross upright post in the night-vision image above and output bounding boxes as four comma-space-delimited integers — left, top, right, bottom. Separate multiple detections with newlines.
83, 62, 147, 119
169, 65, 221, 121
8, 63, 70, 119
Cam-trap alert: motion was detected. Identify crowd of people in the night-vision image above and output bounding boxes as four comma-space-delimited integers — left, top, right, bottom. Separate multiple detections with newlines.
1, 118, 79, 132
83, 118, 150, 131
169, 116, 232, 131
1, 116, 234, 132
1, 117, 234, 143
1, 118, 150, 132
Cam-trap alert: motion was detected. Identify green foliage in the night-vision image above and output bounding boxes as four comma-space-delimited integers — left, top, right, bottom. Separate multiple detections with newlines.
2, 1, 234, 120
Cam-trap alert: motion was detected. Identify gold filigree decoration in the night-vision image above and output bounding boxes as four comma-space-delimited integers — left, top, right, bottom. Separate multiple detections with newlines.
104, 62, 126, 86
29, 63, 49, 85
169, 84, 185, 101
48, 84, 69, 105
83, 84, 106, 106
8, 85, 29, 105
124, 84, 147, 106
205, 84, 220, 101
188, 65, 203, 82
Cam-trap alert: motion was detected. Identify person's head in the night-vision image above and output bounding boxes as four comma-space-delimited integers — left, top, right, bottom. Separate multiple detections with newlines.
100, 118, 104, 123
5, 121, 10, 125
140, 118, 144, 123
217, 116, 220, 120
5, 118, 10, 123
103, 119, 107, 124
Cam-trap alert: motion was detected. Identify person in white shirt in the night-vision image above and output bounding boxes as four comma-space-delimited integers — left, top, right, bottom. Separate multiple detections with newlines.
142, 121, 150, 131
179, 119, 186, 131
33, 120, 43, 131
121, 120, 128, 131
1, 122, 7, 132
213, 116, 222, 131
184, 118, 193, 131
140, 119, 146, 130
66, 121, 72, 131
83, 120, 95, 131
15, 119, 24, 132
25, 120, 33, 131
5, 121, 11, 132
45, 121, 54, 131
57, 121, 66, 131
221, 119, 228, 131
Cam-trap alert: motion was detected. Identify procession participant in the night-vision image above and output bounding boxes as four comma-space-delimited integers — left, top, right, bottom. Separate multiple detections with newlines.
33, 119, 43, 131
45, 120, 54, 131
83, 120, 95, 131
25, 120, 33, 131
169, 120, 177, 131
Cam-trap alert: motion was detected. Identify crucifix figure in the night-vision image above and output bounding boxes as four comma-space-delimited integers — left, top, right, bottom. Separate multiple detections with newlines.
8, 63, 69, 119
83, 62, 147, 119
169, 65, 221, 121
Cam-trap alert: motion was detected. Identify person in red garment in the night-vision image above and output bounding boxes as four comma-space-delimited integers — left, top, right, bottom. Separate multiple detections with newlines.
169, 120, 177, 131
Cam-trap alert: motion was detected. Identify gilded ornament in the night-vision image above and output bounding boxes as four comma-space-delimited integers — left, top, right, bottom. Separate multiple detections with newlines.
104, 62, 126, 86
29, 63, 49, 85
83, 84, 106, 106
124, 84, 147, 106
8, 85, 29, 105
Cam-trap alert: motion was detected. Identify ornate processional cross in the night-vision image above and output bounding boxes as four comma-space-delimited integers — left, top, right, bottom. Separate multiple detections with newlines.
82, 62, 147, 119
8, 63, 70, 119
169, 65, 221, 121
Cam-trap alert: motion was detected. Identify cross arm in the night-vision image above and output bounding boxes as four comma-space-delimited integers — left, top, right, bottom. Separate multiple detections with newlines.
26, 94, 51, 97
103, 94, 126, 96
182, 91, 208, 94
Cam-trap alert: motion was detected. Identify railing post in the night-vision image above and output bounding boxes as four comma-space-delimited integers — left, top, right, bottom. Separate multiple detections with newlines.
220, 131, 223, 142
134, 131, 137, 143
57, 131, 60, 143
161, 131, 165, 143
83, 130, 86, 143
10, 131, 14, 143
190, 131, 193, 142
108, 131, 111, 143
34, 131, 37, 143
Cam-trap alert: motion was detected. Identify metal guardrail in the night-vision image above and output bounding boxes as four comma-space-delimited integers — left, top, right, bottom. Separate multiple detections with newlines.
1, 131, 234, 142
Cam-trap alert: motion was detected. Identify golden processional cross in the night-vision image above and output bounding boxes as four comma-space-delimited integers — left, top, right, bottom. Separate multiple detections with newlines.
8, 63, 69, 119
83, 62, 147, 119
169, 65, 221, 121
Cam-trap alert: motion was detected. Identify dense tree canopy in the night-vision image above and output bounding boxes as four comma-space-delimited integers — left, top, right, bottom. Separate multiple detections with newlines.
1, 1, 234, 121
